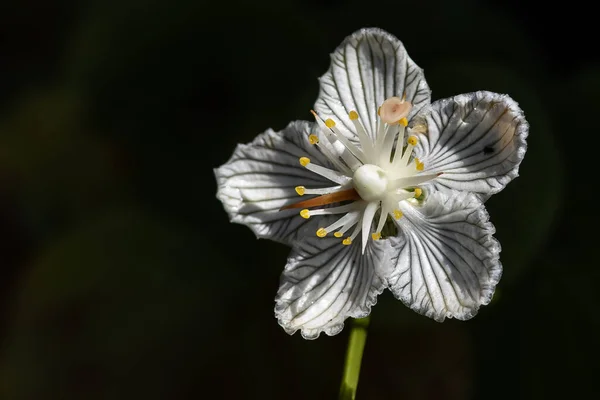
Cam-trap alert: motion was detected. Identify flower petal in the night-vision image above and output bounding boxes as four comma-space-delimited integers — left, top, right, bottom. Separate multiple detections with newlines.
315, 28, 430, 141
214, 121, 336, 245
388, 190, 501, 321
412, 91, 528, 199
275, 217, 400, 339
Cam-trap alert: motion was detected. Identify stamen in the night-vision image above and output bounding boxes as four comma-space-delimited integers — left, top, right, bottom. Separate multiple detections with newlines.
371, 232, 381, 240
393, 209, 403, 220
414, 188, 422, 198
335, 212, 361, 236
361, 202, 379, 254
279, 188, 361, 210
300, 209, 310, 219
391, 124, 406, 166
374, 203, 390, 235
349, 110, 374, 159
374, 121, 387, 152
399, 117, 408, 127
380, 123, 399, 166
388, 173, 442, 190
348, 216, 364, 243
414, 158, 425, 171
397, 136, 418, 167
311, 134, 353, 175
323, 118, 366, 163
308, 134, 319, 144
324, 211, 361, 233
341, 213, 363, 246
308, 203, 361, 216
295, 186, 305, 196
299, 160, 351, 185
316, 228, 327, 237
311, 110, 364, 168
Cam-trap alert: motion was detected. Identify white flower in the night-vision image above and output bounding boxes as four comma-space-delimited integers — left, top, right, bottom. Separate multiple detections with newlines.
214, 28, 528, 339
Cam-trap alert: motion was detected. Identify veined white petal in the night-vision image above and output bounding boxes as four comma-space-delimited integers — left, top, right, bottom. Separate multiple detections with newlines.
275, 218, 398, 339
387, 191, 502, 321
214, 121, 334, 245
315, 28, 431, 143
412, 91, 528, 199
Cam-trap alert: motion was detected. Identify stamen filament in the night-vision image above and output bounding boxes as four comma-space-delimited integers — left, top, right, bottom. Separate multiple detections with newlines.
302, 161, 351, 184
336, 213, 362, 236
388, 173, 442, 190
324, 211, 361, 233
329, 124, 366, 164
346, 215, 364, 245
380, 124, 399, 167
374, 203, 390, 234
309, 203, 361, 216
374, 120, 386, 150
313, 139, 353, 175
397, 142, 415, 168
311, 110, 363, 170
349, 111, 374, 160
391, 125, 406, 165
361, 202, 379, 254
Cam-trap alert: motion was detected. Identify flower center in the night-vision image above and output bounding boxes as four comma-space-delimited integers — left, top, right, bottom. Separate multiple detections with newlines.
352, 164, 388, 201
280, 96, 442, 254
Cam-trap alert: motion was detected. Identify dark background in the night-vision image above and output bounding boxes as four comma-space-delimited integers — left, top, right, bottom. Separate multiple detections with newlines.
0, 0, 598, 399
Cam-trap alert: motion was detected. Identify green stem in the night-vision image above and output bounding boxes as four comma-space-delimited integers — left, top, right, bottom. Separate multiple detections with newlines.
338, 316, 370, 400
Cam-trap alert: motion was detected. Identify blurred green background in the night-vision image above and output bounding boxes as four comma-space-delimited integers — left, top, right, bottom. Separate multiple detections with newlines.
0, 0, 597, 399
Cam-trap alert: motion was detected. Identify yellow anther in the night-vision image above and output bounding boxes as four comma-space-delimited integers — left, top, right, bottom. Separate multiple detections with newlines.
349, 110, 359, 120
414, 188, 422, 198
308, 134, 319, 145
300, 209, 310, 219
316, 228, 327, 238
325, 118, 336, 128
334, 232, 343, 238
342, 237, 352, 245
393, 209, 403, 220
372, 232, 381, 240
398, 117, 408, 127
295, 186, 306, 196
299, 157, 310, 167
377, 106, 381, 116
407, 136, 418, 146
414, 157, 425, 171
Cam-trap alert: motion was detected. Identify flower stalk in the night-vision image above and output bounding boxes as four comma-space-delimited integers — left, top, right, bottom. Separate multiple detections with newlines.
339, 316, 370, 400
